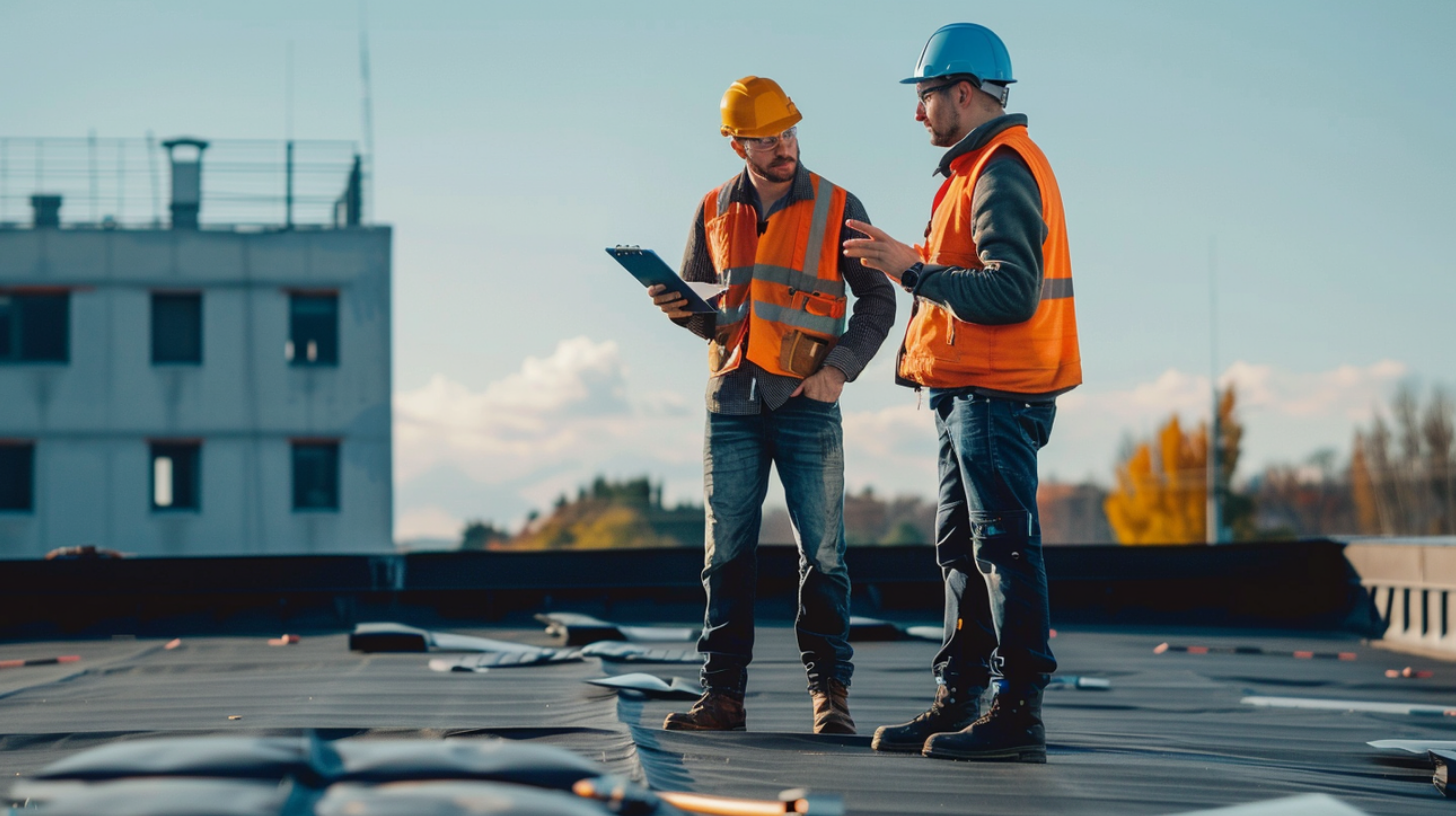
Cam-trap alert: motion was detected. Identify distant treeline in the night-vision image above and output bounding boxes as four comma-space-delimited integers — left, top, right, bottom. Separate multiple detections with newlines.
460, 383, 1455, 550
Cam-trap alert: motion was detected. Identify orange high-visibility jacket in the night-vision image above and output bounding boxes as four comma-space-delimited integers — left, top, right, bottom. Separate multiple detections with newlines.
702, 172, 848, 378
898, 124, 1081, 394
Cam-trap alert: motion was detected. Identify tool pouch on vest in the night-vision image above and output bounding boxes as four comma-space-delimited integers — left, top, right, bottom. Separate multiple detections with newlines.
779, 330, 832, 378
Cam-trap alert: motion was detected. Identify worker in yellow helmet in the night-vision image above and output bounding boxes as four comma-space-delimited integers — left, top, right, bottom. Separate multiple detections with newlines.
650, 77, 896, 734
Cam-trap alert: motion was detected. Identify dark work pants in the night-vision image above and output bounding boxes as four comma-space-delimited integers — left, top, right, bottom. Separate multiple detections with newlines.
931, 392, 1057, 692
697, 396, 854, 694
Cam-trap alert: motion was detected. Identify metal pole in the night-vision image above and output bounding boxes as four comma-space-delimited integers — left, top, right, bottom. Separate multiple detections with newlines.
89, 129, 98, 223
286, 40, 295, 141
285, 140, 294, 229
116, 139, 125, 222
358, 1, 374, 225
1206, 236, 1222, 544
146, 131, 160, 227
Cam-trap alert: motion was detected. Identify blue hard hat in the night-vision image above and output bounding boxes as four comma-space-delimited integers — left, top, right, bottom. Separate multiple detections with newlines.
901, 23, 1015, 86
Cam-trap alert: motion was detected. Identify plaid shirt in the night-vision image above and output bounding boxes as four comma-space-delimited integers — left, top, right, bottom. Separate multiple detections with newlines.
677, 164, 896, 414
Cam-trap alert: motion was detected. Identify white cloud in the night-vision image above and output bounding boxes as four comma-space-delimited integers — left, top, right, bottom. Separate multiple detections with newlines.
1043, 359, 1413, 482
395, 505, 465, 542
393, 336, 705, 533
840, 403, 940, 496
1223, 359, 1406, 421
394, 336, 673, 485
393, 345, 1420, 538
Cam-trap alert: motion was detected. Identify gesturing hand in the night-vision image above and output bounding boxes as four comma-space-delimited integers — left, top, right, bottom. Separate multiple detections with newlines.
841, 219, 921, 281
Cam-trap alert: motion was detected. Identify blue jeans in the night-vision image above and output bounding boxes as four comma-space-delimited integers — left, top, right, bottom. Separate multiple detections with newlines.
931, 392, 1057, 691
698, 395, 853, 693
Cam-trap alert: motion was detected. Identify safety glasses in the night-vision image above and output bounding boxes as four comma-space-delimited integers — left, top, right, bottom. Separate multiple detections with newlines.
739, 126, 798, 151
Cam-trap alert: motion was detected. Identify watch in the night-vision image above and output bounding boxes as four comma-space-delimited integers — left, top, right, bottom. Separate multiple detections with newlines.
899, 262, 924, 293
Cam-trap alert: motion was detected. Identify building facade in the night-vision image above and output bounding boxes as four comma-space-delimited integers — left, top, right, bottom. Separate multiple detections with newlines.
0, 137, 392, 556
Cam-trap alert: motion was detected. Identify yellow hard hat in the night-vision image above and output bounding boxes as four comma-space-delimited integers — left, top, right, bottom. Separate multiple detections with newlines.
719, 76, 802, 139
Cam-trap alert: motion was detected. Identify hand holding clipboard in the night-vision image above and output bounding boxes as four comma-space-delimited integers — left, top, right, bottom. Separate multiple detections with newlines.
606, 246, 719, 316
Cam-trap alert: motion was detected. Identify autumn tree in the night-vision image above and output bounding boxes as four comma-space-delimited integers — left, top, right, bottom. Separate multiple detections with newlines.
1105, 386, 1247, 545
460, 520, 510, 551
1349, 384, 1456, 535
505, 475, 701, 550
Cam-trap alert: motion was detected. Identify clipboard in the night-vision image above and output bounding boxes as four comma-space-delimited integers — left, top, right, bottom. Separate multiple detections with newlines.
606, 246, 718, 314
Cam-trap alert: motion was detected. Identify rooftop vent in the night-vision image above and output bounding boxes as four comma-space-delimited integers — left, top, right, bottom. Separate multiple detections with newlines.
30, 194, 62, 228
161, 137, 209, 230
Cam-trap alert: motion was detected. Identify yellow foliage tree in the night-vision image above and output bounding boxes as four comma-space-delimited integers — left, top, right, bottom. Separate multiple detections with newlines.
1105, 415, 1208, 544
1349, 432, 1384, 534
1105, 385, 1247, 545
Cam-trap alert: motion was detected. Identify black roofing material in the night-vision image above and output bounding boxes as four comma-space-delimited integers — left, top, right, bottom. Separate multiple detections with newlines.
0, 540, 1377, 639
30, 735, 606, 790
17, 735, 678, 816
585, 674, 702, 700
349, 623, 577, 665
537, 613, 698, 646
1155, 642, 1359, 660
313, 781, 631, 816
578, 642, 699, 664
428, 651, 584, 671
22, 778, 312, 816
2, 628, 1452, 814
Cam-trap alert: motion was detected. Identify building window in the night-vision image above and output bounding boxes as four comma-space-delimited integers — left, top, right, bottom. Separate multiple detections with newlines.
0, 292, 69, 363
292, 441, 339, 510
152, 293, 202, 364
150, 442, 200, 511
287, 293, 338, 366
0, 442, 35, 512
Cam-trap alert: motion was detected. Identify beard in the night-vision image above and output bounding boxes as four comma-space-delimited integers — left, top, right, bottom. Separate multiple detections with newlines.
748, 151, 798, 183
927, 108, 964, 148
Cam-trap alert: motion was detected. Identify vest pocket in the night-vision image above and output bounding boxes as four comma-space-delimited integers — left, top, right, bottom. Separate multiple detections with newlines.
791, 289, 847, 319
780, 330, 832, 378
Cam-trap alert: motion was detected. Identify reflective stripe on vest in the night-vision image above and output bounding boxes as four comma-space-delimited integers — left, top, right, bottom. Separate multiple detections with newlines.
702, 172, 849, 378
898, 125, 1082, 394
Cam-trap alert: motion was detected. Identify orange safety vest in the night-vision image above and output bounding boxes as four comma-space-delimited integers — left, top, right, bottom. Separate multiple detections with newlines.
898, 124, 1081, 394
702, 172, 848, 379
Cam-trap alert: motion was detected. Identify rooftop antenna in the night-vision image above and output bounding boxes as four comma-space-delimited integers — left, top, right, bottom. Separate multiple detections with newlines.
286, 39, 295, 228
116, 138, 125, 222
357, 0, 374, 224
286, 39, 295, 142
146, 130, 161, 226
88, 129, 99, 223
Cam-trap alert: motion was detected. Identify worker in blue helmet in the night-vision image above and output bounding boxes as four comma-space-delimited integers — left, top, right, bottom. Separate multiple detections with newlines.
845, 22, 1082, 764
904, 23, 1015, 105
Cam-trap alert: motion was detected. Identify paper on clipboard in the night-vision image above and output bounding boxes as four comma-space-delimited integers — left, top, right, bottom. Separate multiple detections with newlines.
606, 246, 721, 313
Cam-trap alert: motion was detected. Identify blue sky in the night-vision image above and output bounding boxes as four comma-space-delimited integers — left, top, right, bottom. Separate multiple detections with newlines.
3, 1, 1453, 541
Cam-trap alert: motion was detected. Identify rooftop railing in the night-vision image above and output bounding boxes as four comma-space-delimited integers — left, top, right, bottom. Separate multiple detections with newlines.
0, 136, 364, 230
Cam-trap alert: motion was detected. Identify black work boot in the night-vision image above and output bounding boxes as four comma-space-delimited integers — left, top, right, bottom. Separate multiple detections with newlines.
809, 679, 856, 734
870, 682, 983, 752
663, 689, 746, 732
922, 684, 1045, 763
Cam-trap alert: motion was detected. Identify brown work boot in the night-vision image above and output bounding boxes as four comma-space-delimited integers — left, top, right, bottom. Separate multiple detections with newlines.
809, 679, 856, 734
663, 690, 746, 732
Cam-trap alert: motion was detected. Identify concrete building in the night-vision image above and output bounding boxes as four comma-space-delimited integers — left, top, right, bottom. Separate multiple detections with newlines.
0, 137, 391, 556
